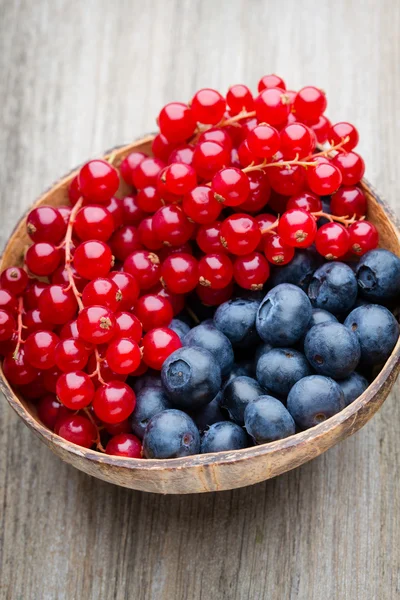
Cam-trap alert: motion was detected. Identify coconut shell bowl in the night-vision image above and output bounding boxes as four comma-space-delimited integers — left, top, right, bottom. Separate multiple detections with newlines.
0, 135, 400, 495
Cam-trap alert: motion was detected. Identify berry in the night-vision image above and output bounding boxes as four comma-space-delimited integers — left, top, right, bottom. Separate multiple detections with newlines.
192, 141, 230, 180
256, 348, 311, 399
247, 124, 280, 158
201, 421, 248, 453
57, 415, 97, 448
74, 205, 114, 241
152, 205, 194, 246
244, 396, 295, 444
73, 240, 112, 280
329, 122, 359, 151
0, 267, 28, 296
196, 281, 234, 307
304, 322, 360, 378
161, 253, 198, 294
182, 185, 222, 224
239, 171, 271, 213
256, 213, 277, 248
344, 305, 399, 365
279, 123, 315, 159
278, 208, 317, 248
168, 318, 190, 341
108, 271, 140, 310
211, 167, 250, 206
220, 214, 261, 255
356, 249, 400, 302
26, 206, 66, 244
51, 263, 87, 292
43, 365, 63, 392
183, 322, 234, 378
82, 278, 121, 310
106, 433, 142, 458
190, 88, 226, 125
143, 409, 200, 458
331, 151, 365, 185
196, 221, 227, 254
315, 222, 350, 259
258, 74, 286, 92
190, 393, 227, 432
287, 375, 344, 429
109, 225, 142, 260
152, 133, 177, 162
142, 327, 182, 370
264, 234, 295, 265
68, 175, 81, 205
286, 191, 322, 213
93, 381, 136, 424
255, 88, 290, 125
119, 152, 146, 185
86, 353, 127, 385
198, 128, 233, 152
0, 309, 16, 341
267, 159, 306, 196
168, 145, 194, 166
38, 285, 78, 324
198, 253, 233, 289
56, 370, 95, 409
114, 311, 142, 342
213, 297, 260, 348
25, 242, 61, 276
233, 252, 270, 289
307, 162, 342, 195
158, 102, 196, 143
0, 289, 18, 314
121, 195, 146, 225
24, 330, 59, 369
136, 187, 164, 215
348, 221, 379, 256
330, 186, 366, 218
308, 115, 331, 144
123, 250, 161, 290
105, 337, 141, 374
160, 163, 197, 195
308, 262, 358, 315
78, 160, 119, 204
237, 139, 258, 167
103, 197, 124, 229
131, 384, 169, 436
268, 247, 323, 292
293, 87, 327, 121
135, 294, 173, 331
77, 307, 116, 346
132, 157, 165, 189
226, 84, 254, 115
24, 307, 54, 334
337, 372, 369, 407
137, 216, 163, 251
37, 394, 64, 430
153, 284, 185, 316
3, 348, 38, 385
54, 338, 89, 372
221, 376, 264, 425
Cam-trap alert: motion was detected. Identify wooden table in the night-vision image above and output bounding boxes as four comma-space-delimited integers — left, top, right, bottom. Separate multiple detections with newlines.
0, 0, 399, 598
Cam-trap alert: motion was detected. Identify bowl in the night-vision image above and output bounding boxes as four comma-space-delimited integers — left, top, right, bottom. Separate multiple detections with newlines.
1, 135, 400, 494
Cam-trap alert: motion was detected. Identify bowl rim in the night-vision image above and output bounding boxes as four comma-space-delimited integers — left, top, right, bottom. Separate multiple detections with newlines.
1, 137, 400, 473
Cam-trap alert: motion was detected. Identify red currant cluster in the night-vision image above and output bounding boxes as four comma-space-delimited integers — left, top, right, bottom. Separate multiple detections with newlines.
0, 74, 379, 456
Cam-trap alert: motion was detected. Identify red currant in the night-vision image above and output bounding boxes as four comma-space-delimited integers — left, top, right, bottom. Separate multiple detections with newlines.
161, 253, 198, 294
73, 240, 113, 280
190, 88, 226, 125
54, 338, 89, 372
137, 216, 164, 251
227, 84, 254, 114
93, 381, 135, 424
78, 160, 119, 204
135, 294, 173, 331
315, 222, 350, 259
196, 222, 228, 254
77, 306, 116, 344
26, 206, 66, 244
3, 347, 38, 385
192, 141, 230, 180
152, 205, 194, 246
255, 88, 290, 126
0, 309, 15, 341
329, 122, 359, 151
25, 242, 61, 276
198, 253, 233, 289
68, 175, 81, 205
142, 327, 181, 370
109, 271, 140, 310
119, 152, 146, 185
106, 433, 142, 458
198, 128, 233, 152
239, 171, 271, 213
123, 250, 160, 290
57, 414, 96, 448
330, 186, 366, 218
152, 133, 177, 162
82, 278, 121, 311
158, 102, 196, 143
331, 151, 365, 185
278, 208, 317, 248
286, 191, 322, 212
132, 157, 165, 189
247, 124, 280, 158
74, 205, 114, 242
86, 353, 127, 386
256, 213, 278, 249
182, 185, 221, 224
168, 145, 194, 166
38, 285, 78, 324
233, 252, 270, 290
109, 225, 142, 260
121, 195, 146, 225
308, 115, 331, 144
104, 419, 132, 436
212, 167, 250, 206
307, 162, 342, 195
37, 394, 64, 430
264, 234, 295, 265
136, 187, 164, 213
279, 123, 314, 159
103, 196, 124, 229
160, 163, 197, 196
267, 158, 306, 196
114, 312, 142, 342
258, 74, 286, 92
196, 281, 234, 306
51, 264, 87, 293
0, 267, 28, 296
237, 139, 258, 167
151, 284, 185, 316
348, 221, 379, 256
105, 337, 141, 374
220, 214, 261, 255
293, 87, 327, 121
24, 330, 58, 369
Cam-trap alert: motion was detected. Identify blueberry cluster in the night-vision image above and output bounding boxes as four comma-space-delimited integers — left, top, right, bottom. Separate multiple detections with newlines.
134, 248, 400, 459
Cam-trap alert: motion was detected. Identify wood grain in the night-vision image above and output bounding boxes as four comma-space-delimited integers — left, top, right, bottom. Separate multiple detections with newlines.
0, 0, 399, 597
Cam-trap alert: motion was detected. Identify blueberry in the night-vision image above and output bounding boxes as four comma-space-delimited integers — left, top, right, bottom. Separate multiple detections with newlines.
190, 392, 227, 432
336, 372, 369, 406
224, 361, 254, 388
161, 346, 222, 410
131, 385, 171, 439
301, 308, 338, 343
254, 342, 273, 365
256, 283, 312, 346
200, 421, 249, 453
344, 304, 399, 365
356, 249, 400, 303
143, 409, 200, 458
287, 375, 345, 429
221, 375, 265, 425
244, 396, 296, 443
268, 248, 323, 292
308, 262, 358, 315
183, 322, 234, 377
256, 348, 312, 398
213, 298, 260, 348
132, 371, 162, 394
168, 318, 191, 341
304, 322, 360, 378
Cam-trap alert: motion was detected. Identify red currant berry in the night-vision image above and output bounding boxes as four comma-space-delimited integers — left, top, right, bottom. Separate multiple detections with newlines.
38, 285, 78, 324
196, 222, 227, 254
255, 88, 290, 126
237, 139, 258, 168
331, 151, 365, 186
103, 197, 124, 229
330, 186, 367, 218
278, 208, 317, 248
26, 206, 66, 244
0, 289, 18, 314
0, 309, 15, 341
161, 253, 198, 294
315, 222, 350, 259
24, 330, 58, 369
106, 433, 142, 458
227, 84, 254, 115
110, 225, 142, 260
54, 338, 89, 372
135, 294, 173, 331
286, 191, 322, 212
267, 156, 306, 196
136, 187, 163, 213
150, 284, 185, 316
121, 195, 146, 225
264, 234, 295, 265
108, 271, 140, 311
233, 252, 270, 290
3, 348, 38, 385
74, 240, 113, 280
192, 141, 230, 180
104, 419, 132, 436
132, 157, 165, 189
78, 160, 119, 204
82, 278, 121, 311
198, 128, 233, 152
190, 88, 226, 125
51, 263, 87, 293
59, 319, 83, 342
195, 281, 234, 306
137, 216, 164, 251
68, 175, 81, 205
279, 123, 314, 159
256, 213, 278, 249
0, 332, 18, 357
258, 74, 286, 92
230, 147, 241, 168
0, 267, 28, 296
37, 394, 63, 430
114, 312, 142, 342
239, 171, 271, 213
152, 133, 177, 162
142, 327, 182, 370
220, 214, 261, 255
24, 280, 48, 310
105, 337, 141, 374
119, 152, 146, 185
198, 253, 233, 289
43, 365, 63, 393
86, 353, 127, 386
307, 162, 342, 195
348, 221, 379, 256
168, 145, 194, 166
93, 381, 135, 424
158, 102, 196, 143
74, 205, 114, 242
212, 167, 250, 207
329, 122, 359, 151
294, 87, 327, 121
152, 205, 194, 246
25, 242, 61, 276
160, 163, 197, 195
241, 116, 259, 135
307, 115, 331, 144
57, 414, 96, 448
247, 124, 280, 158
17, 373, 47, 400
124, 250, 161, 290
77, 306, 116, 344
182, 185, 221, 224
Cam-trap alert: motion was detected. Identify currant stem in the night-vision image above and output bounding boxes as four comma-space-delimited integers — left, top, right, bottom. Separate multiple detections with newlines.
219, 110, 256, 127
186, 306, 200, 325
83, 407, 106, 453
12, 296, 25, 360
311, 211, 360, 226
260, 217, 280, 235
88, 347, 107, 387
308, 135, 350, 160
65, 197, 84, 311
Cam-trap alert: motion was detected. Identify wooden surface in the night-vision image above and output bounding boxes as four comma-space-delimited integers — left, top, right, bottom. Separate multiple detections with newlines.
0, 0, 399, 597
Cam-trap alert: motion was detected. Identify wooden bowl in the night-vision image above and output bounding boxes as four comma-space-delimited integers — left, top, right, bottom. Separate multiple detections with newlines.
1, 135, 400, 494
